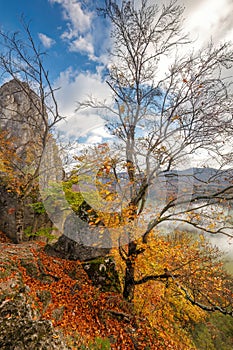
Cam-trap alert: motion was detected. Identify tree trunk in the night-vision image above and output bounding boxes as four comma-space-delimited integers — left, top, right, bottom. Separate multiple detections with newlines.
123, 258, 135, 301
123, 241, 137, 301
29, 213, 39, 240
15, 197, 24, 243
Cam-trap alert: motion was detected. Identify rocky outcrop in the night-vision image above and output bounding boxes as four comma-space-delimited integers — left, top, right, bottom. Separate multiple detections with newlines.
0, 187, 52, 243
44, 210, 111, 261
44, 231, 120, 293
0, 79, 45, 163
0, 240, 69, 349
45, 234, 110, 261
0, 79, 52, 242
0, 294, 69, 350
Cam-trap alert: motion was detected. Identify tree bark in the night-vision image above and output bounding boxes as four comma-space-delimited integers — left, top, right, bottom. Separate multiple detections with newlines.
15, 197, 24, 243
123, 241, 137, 301
123, 258, 135, 301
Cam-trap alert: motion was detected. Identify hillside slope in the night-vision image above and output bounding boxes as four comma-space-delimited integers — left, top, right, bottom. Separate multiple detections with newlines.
1, 231, 232, 349
0, 231, 164, 349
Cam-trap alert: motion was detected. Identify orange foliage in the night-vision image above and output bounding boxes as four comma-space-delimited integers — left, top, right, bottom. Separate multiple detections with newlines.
0, 131, 19, 179
1, 239, 163, 349
0, 230, 11, 243
0, 129, 40, 196
112, 231, 232, 349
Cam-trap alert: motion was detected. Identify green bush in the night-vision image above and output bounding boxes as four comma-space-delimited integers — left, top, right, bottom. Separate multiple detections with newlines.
190, 312, 233, 350
25, 226, 57, 242
88, 337, 111, 349
29, 201, 46, 214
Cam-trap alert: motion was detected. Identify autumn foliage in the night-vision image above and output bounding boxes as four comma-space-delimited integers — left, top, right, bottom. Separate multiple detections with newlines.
0, 131, 19, 186
1, 1, 233, 348
0, 231, 232, 349
0, 231, 166, 349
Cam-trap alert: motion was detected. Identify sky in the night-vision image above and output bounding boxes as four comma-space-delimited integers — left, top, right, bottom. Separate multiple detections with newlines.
0, 0, 233, 145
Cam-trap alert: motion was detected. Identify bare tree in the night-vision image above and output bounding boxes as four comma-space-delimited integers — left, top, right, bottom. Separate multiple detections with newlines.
74, 0, 233, 314
0, 20, 63, 242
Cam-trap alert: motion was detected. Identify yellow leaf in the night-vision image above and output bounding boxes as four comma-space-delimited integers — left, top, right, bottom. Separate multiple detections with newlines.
119, 104, 125, 113
171, 115, 180, 122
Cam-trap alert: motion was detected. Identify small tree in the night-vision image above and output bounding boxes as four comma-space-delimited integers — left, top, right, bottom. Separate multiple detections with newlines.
75, 0, 233, 315
0, 20, 62, 242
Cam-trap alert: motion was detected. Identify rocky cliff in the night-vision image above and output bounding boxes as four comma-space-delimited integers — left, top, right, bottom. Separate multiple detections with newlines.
0, 79, 51, 242
0, 79, 46, 167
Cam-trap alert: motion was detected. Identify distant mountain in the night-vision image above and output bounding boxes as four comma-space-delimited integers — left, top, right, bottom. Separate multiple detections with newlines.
162, 167, 233, 200
75, 167, 233, 204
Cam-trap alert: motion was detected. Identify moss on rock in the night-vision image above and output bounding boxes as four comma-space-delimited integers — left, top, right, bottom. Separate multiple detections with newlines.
20, 258, 39, 278
36, 290, 52, 312
82, 257, 121, 293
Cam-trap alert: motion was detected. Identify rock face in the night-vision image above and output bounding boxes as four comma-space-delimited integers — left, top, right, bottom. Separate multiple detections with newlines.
0, 240, 69, 349
0, 186, 52, 243
0, 295, 69, 350
45, 234, 110, 261
0, 79, 45, 162
0, 78, 111, 266
44, 212, 111, 261
0, 79, 51, 242
45, 236, 121, 293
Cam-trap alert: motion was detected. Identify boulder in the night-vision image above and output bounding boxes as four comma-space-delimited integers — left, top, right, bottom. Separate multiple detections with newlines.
44, 212, 111, 261
45, 234, 110, 261
0, 186, 52, 243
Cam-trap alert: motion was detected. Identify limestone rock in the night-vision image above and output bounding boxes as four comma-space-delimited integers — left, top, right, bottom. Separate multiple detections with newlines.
44, 211, 111, 261
45, 234, 110, 261
0, 79, 52, 242
0, 294, 69, 350
0, 186, 52, 243
0, 79, 46, 162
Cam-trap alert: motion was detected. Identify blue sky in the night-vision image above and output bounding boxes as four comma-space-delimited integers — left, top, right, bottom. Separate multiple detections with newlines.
0, 0, 109, 80
0, 0, 113, 143
0, 0, 233, 145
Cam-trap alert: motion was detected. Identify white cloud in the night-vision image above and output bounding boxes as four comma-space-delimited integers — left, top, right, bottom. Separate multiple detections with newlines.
136, 0, 232, 47
53, 66, 111, 116
224, 28, 233, 43
50, 0, 233, 142
69, 34, 94, 54
86, 134, 103, 144
145, 0, 233, 82
50, 0, 92, 34
38, 33, 55, 48
53, 66, 112, 141
49, 0, 94, 55
58, 113, 104, 140
86, 126, 113, 144
183, 0, 233, 47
